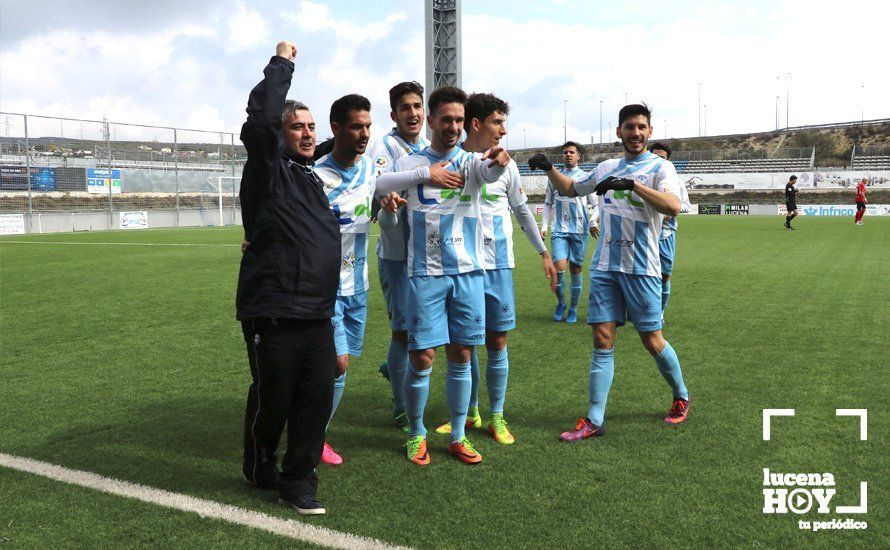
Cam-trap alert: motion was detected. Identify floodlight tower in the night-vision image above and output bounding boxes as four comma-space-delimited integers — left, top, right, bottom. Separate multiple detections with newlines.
425, 0, 462, 135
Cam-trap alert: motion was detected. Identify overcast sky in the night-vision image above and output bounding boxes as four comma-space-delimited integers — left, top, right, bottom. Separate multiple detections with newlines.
2, 0, 887, 146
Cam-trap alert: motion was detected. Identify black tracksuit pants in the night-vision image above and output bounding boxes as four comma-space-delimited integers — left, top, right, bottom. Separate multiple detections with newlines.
241, 318, 336, 498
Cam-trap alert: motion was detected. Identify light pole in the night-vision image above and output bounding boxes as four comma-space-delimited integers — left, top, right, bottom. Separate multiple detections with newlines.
775, 96, 780, 131
523, 128, 527, 149
563, 100, 567, 142
625, 91, 630, 105
778, 72, 791, 128
704, 104, 708, 136
599, 99, 603, 144
664, 119, 667, 140
698, 82, 702, 137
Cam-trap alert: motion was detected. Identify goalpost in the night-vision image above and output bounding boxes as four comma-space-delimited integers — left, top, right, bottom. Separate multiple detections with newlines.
201, 176, 241, 226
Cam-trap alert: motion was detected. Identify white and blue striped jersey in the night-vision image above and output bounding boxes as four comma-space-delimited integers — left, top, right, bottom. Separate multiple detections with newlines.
660, 175, 690, 239
368, 130, 430, 261
395, 146, 490, 277
479, 159, 526, 270
574, 151, 681, 278
545, 166, 595, 233
314, 154, 376, 296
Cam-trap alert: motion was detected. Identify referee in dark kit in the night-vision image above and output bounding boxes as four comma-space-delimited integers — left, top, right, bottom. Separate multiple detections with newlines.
236, 40, 339, 516
784, 175, 798, 230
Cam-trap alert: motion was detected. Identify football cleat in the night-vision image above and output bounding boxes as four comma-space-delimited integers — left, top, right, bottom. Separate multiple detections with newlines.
558, 418, 605, 442
406, 435, 430, 466
449, 436, 483, 465
553, 303, 567, 322
664, 398, 690, 424
434, 407, 482, 434
488, 414, 515, 445
566, 308, 578, 324
321, 442, 343, 466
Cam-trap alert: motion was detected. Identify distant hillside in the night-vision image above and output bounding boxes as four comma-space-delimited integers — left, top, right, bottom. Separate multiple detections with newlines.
514, 119, 890, 168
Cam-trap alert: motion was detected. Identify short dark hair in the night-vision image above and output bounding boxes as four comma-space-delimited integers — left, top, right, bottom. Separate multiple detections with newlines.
650, 142, 672, 158
465, 93, 510, 129
282, 100, 309, 124
789, 175, 798, 181
428, 86, 467, 115
562, 141, 585, 155
389, 81, 424, 113
329, 94, 371, 127
618, 103, 652, 126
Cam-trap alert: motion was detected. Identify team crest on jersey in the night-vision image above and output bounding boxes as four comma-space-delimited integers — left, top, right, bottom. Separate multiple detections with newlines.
342, 252, 357, 270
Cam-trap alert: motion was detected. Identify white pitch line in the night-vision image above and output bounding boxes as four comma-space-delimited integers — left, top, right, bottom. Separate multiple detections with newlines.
0, 453, 411, 550
0, 234, 382, 248
0, 241, 239, 247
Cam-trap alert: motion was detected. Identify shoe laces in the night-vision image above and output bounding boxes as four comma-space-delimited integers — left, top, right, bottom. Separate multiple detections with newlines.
407, 436, 424, 455
669, 399, 687, 416
490, 416, 509, 435
573, 418, 588, 431
459, 437, 478, 454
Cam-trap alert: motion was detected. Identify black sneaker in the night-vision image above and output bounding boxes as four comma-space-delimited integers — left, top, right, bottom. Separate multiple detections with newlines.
788, 225, 795, 230
784, 221, 790, 229
279, 495, 326, 516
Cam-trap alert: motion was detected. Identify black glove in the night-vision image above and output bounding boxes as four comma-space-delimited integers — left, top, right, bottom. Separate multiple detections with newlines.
594, 176, 635, 195
527, 153, 553, 172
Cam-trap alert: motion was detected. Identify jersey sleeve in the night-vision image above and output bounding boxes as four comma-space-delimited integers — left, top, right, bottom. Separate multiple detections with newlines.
572, 168, 600, 197
544, 182, 555, 205
655, 161, 681, 198
368, 137, 395, 177
505, 162, 528, 208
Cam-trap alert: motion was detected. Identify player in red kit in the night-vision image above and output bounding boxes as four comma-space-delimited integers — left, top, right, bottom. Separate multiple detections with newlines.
854, 178, 867, 225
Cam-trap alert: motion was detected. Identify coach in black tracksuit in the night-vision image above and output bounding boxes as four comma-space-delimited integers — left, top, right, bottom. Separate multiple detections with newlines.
236, 41, 340, 515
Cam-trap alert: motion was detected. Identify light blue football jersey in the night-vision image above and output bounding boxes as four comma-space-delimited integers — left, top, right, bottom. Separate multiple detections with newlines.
574, 151, 681, 278
314, 154, 376, 296
368, 130, 430, 261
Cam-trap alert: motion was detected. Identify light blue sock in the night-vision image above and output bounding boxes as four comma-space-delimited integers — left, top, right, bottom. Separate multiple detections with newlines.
387, 339, 409, 411
555, 271, 566, 306
406, 365, 431, 437
469, 347, 479, 409
569, 272, 583, 309
327, 372, 347, 429
486, 347, 509, 414
445, 360, 472, 443
655, 341, 688, 400
662, 279, 671, 314
586, 348, 615, 426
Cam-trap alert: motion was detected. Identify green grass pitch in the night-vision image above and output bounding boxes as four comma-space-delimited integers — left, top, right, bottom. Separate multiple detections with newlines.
0, 216, 886, 548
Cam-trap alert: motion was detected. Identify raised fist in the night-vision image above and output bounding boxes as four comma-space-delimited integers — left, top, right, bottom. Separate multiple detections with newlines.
528, 153, 553, 172
276, 41, 297, 61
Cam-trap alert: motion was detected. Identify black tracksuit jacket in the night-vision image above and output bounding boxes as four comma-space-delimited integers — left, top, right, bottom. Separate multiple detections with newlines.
235, 56, 340, 321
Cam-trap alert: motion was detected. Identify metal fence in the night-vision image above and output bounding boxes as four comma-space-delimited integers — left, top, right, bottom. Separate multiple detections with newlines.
0, 112, 246, 233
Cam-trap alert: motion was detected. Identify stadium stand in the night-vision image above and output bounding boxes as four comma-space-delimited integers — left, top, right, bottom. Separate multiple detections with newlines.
851, 145, 890, 170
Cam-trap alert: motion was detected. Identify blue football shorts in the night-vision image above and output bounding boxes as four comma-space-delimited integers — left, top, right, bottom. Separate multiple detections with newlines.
587, 269, 663, 332
483, 268, 516, 332
551, 232, 589, 266
332, 292, 368, 357
406, 271, 486, 351
378, 257, 409, 331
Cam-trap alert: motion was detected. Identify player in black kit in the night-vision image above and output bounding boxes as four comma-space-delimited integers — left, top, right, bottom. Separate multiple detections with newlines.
784, 175, 798, 230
